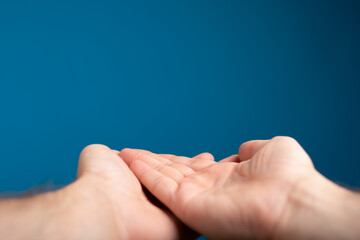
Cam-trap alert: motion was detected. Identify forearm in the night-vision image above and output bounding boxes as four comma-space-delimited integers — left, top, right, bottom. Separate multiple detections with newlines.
279, 172, 360, 239
0, 179, 119, 240
0, 192, 52, 239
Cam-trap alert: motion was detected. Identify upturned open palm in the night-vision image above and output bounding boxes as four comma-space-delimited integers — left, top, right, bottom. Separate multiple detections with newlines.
120, 137, 316, 239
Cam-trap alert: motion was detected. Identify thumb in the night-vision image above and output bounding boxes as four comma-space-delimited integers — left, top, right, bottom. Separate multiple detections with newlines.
264, 136, 314, 166
238, 140, 269, 161
77, 144, 121, 178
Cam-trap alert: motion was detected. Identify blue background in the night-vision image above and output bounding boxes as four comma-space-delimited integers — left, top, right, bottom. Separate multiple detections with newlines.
1, 0, 359, 195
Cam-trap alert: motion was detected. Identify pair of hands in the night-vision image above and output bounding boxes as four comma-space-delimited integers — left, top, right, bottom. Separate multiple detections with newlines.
51, 136, 358, 239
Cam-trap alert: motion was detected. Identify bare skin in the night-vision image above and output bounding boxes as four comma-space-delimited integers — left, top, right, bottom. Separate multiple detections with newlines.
0, 144, 206, 240
119, 137, 360, 239
1, 137, 359, 239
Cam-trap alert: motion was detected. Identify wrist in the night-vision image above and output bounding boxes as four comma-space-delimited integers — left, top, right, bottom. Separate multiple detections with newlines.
278, 172, 360, 239
43, 177, 122, 239
0, 191, 49, 239
0, 177, 122, 240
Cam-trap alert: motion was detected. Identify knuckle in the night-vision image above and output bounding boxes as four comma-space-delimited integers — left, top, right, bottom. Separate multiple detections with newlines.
135, 151, 150, 160
119, 148, 130, 155
154, 161, 168, 171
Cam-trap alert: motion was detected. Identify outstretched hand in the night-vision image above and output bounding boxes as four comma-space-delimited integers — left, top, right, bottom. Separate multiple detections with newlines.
119, 137, 322, 239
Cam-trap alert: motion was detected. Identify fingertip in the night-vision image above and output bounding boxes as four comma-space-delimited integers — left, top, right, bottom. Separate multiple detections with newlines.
118, 148, 135, 163
129, 159, 150, 175
193, 152, 214, 161
118, 148, 141, 157
118, 148, 152, 165
219, 154, 240, 163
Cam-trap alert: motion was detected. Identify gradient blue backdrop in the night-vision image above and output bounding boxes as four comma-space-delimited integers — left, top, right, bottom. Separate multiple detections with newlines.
1, 0, 359, 196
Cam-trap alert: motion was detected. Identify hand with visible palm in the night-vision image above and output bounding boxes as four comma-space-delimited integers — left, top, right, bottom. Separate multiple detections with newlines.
119, 137, 336, 239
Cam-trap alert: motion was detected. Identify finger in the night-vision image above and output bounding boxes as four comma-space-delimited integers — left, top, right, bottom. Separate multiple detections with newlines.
119, 149, 179, 178
153, 153, 213, 172
159, 152, 214, 163
219, 154, 239, 163
158, 154, 178, 160
130, 160, 178, 206
193, 152, 214, 161
158, 154, 197, 176
157, 153, 215, 171
120, 149, 193, 181
168, 156, 214, 171
119, 148, 153, 165
119, 148, 173, 169
158, 154, 193, 165
238, 140, 269, 161
159, 154, 201, 175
